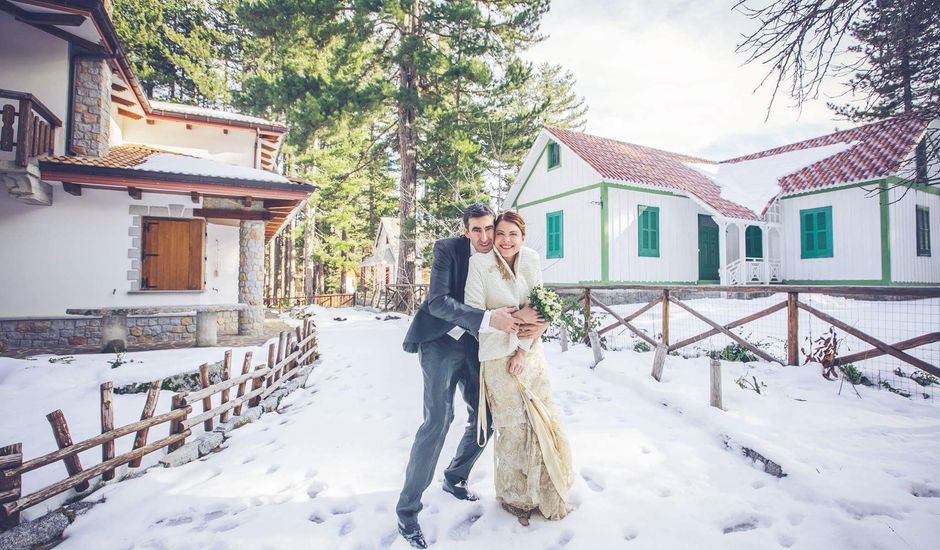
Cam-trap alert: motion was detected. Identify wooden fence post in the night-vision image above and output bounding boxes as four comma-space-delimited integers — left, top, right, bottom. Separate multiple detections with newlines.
198, 364, 213, 432
265, 342, 277, 390
710, 358, 723, 409
99, 382, 115, 481
588, 331, 603, 368
0, 443, 23, 528
234, 352, 253, 417
787, 292, 799, 366
168, 394, 188, 452
46, 410, 90, 492
219, 351, 233, 424
651, 344, 667, 382
662, 289, 670, 346
583, 288, 592, 344
129, 380, 162, 467
560, 324, 569, 352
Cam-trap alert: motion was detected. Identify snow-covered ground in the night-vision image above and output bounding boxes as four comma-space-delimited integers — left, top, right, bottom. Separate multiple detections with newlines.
4, 307, 940, 549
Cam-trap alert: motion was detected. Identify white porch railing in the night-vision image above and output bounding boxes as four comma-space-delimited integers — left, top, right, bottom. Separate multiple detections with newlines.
726, 258, 782, 285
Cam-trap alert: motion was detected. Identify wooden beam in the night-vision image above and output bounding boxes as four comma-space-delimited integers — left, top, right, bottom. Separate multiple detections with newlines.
110, 94, 134, 107
193, 208, 272, 221
261, 141, 277, 152
128, 187, 141, 200
17, 12, 85, 26
146, 119, 155, 125
62, 182, 81, 196
223, 129, 228, 135
186, 124, 193, 130
190, 191, 200, 204
669, 297, 779, 364
117, 107, 142, 120
111, 82, 127, 93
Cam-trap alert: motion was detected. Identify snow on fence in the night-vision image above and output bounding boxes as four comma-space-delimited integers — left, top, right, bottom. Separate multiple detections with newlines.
266, 294, 355, 310
549, 285, 940, 399
0, 319, 318, 530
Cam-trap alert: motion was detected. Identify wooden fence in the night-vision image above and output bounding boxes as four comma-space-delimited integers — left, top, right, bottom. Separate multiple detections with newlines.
553, 284, 940, 379
382, 284, 430, 314
265, 293, 355, 310
0, 319, 317, 530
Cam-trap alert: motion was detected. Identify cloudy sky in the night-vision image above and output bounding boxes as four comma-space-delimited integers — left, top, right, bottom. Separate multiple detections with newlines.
524, 0, 861, 160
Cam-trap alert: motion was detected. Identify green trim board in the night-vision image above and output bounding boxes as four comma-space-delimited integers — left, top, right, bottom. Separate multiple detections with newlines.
879, 181, 892, 282
782, 280, 940, 286
780, 177, 889, 200
546, 210, 564, 258
510, 143, 548, 208
515, 183, 600, 209
604, 182, 685, 197
579, 280, 699, 285
601, 184, 610, 281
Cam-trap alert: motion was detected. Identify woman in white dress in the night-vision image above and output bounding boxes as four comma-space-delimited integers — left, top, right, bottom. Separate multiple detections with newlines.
464, 211, 573, 525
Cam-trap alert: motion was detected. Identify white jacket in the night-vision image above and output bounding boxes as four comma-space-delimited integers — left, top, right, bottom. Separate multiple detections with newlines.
464, 246, 543, 361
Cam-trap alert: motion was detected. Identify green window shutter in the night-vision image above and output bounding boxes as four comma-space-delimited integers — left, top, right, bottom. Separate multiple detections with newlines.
638, 205, 660, 257
547, 142, 560, 170
745, 226, 763, 258
546, 210, 564, 258
916, 205, 931, 257
800, 206, 833, 258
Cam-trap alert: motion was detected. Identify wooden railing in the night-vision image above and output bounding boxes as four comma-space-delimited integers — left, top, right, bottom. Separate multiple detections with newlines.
554, 284, 940, 378
383, 284, 430, 314
0, 319, 317, 529
0, 89, 62, 167
265, 293, 355, 309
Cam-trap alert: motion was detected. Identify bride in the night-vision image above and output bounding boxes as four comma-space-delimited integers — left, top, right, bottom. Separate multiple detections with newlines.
464, 210, 573, 525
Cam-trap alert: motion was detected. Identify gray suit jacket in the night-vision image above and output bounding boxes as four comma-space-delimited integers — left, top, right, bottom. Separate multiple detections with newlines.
402, 236, 484, 353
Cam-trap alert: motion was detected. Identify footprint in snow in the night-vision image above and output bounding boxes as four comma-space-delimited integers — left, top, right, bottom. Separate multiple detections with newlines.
580, 468, 605, 492
156, 515, 193, 527
307, 481, 327, 499
448, 506, 483, 540
212, 520, 239, 533
332, 503, 357, 515
640, 447, 651, 455
266, 464, 280, 474
242, 455, 256, 464
623, 528, 638, 541
308, 513, 326, 524
304, 468, 318, 480
721, 514, 771, 534
556, 530, 574, 547
911, 483, 940, 498
339, 519, 354, 536
777, 533, 797, 548
723, 521, 758, 534
203, 510, 227, 522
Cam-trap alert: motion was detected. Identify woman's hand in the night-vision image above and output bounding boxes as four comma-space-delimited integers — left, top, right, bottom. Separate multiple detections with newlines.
507, 348, 526, 376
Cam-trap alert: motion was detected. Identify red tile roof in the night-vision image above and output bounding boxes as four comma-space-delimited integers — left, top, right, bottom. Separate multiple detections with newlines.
545, 112, 931, 220
545, 127, 758, 220
722, 113, 931, 194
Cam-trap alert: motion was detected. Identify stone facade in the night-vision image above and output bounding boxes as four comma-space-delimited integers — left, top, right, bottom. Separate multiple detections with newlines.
71, 57, 112, 158
0, 312, 239, 351
238, 220, 265, 336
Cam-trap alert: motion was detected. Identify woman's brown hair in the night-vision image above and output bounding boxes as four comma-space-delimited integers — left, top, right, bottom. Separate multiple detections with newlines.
495, 210, 526, 236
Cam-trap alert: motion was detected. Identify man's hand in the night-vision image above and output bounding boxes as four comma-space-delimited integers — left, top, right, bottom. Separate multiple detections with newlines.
517, 321, 547, 340
490, 306, 521, 334
513, 305, 543, 325
507, 349, 526, 376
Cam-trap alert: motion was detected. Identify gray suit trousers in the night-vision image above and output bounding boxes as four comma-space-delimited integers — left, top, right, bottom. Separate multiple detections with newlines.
396, 333, 492, 527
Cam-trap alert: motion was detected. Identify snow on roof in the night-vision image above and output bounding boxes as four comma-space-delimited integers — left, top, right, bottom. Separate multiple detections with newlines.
686, 142, 858, 216
138, 152, 290, 184
150, 100, 285, 129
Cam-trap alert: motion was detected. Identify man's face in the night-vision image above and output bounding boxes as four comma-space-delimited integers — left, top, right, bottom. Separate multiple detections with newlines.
464, 215, 495, 253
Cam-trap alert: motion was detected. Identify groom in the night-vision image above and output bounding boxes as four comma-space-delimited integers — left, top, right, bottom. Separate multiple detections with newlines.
397, 203, 540, 548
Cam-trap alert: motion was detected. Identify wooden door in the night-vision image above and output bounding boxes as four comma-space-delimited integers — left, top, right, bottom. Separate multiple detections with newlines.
141, 218, 205, 290
698, 214, 719, 282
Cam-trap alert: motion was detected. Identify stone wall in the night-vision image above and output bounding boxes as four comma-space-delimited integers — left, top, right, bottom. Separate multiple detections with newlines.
0, 312, 239, 351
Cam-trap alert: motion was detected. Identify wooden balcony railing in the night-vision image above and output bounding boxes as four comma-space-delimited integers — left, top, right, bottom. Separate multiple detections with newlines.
0, 89, 62, 167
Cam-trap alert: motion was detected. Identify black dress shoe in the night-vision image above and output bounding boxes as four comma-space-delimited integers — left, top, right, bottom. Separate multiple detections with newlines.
443, 479, 479, 501
398, 522, 428, 549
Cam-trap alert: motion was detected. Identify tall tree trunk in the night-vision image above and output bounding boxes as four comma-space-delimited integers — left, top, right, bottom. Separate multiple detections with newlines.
396, 0, 420, 311
303, 199, 317, 300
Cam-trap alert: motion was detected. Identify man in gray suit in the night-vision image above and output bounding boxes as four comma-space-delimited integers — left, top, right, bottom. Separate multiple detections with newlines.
397, 203, 541, 548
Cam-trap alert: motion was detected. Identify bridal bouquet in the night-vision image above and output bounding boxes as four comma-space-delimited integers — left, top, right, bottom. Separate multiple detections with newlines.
527, 286, 563, 324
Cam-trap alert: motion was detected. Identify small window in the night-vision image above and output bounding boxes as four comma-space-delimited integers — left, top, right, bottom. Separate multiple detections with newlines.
800, 206, 833, 259
917, 205, 931, 257
141, 217, 205, 290
547, 142, 560, 170
745, 226, 763, 258
638, 205, 659, 257
546, 210, 564, 258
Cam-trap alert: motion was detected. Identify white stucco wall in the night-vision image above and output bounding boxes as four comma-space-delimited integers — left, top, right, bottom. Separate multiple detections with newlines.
517, 188, 602, 284
608, 187, 708, 283
890, 185, 940, 283
779, 185, 882, 282
118, 116, 258, 168
0, 185, 240, 317
0, 13, 70, 160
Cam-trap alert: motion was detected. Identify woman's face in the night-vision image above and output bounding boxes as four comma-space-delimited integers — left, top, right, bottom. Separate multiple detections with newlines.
495, 219, 524, 261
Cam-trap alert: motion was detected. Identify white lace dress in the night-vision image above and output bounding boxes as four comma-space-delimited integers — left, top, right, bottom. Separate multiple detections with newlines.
464, 247, 573, 520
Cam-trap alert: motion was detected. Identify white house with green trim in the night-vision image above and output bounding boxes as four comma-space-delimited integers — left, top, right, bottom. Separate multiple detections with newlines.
505, 114, 939, 286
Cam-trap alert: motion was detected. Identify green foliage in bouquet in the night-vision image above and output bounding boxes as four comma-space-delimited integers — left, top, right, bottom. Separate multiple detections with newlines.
528, 286, 563, 324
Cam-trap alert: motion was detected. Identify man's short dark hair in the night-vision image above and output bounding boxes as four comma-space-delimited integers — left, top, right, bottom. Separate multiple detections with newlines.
462, 202, 496, 229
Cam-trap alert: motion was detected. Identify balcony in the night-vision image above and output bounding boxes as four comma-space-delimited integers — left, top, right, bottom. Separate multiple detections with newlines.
1, 89, 61, 205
